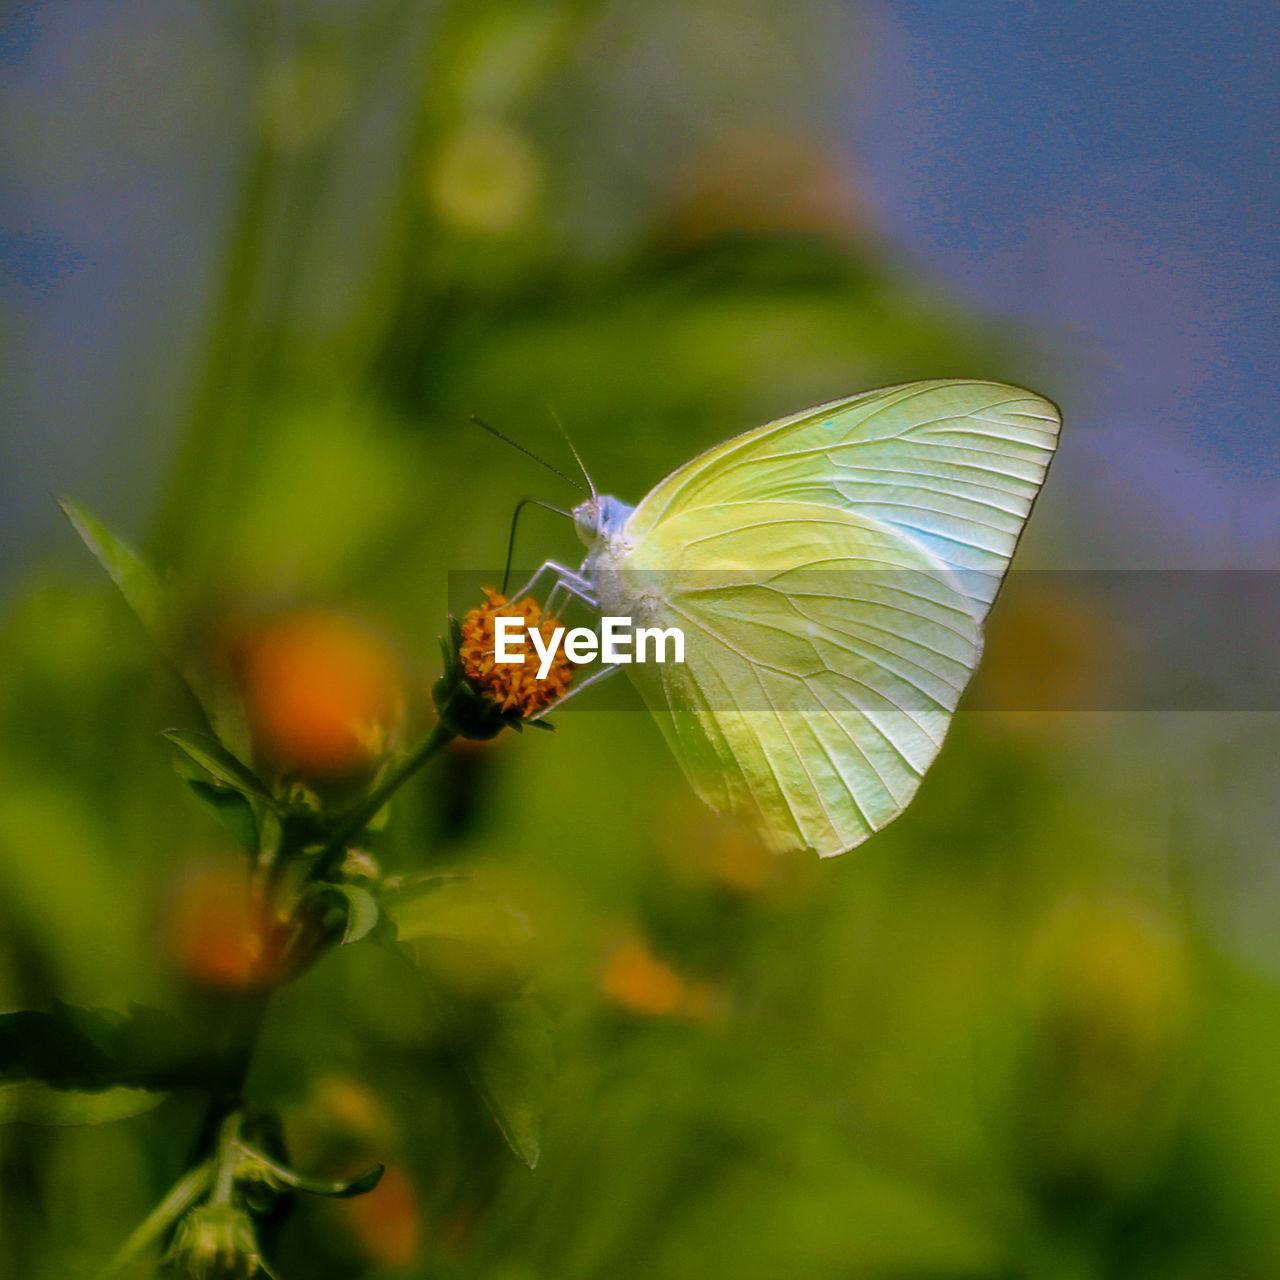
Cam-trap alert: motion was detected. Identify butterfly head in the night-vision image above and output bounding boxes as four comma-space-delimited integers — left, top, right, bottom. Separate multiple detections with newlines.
572, 495, 633, 549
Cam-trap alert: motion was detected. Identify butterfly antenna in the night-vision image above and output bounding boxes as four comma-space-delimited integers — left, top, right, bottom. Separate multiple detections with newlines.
547, 404, 597, 500
471, 414, 587, 495
501, 496, 571, 596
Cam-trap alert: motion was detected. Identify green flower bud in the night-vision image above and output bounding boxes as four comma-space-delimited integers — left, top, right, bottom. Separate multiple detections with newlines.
166, 1204, 264, 1280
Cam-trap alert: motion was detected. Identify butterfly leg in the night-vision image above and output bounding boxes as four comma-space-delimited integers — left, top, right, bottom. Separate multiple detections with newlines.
508, 560, 598, 613
542, 580, 571, 620
528, 661, 621, 719
543, 572, 592, 620
503, 562, 555, 604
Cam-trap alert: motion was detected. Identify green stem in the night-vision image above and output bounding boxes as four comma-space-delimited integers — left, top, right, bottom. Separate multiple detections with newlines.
309, 719, 456, 882
210, 1111, 245, 1207
92, 1160, 214, 1280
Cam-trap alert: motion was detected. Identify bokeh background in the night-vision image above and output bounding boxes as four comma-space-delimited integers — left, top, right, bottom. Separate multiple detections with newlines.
2, 1, 1279, 1277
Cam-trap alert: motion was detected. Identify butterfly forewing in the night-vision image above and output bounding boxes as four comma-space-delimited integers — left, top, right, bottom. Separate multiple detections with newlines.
627, 379, 1060, 619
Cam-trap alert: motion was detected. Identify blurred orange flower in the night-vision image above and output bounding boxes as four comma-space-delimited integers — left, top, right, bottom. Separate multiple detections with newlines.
163, 857, 279, 990
599, 936, 719, 1021
233, 609, 404, 782
657, 804, 784, 896
340, 1163, 422, 1268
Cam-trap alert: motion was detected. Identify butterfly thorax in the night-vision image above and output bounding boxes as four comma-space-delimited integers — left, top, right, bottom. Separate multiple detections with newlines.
573, 494, 669, 621
574, 495, 635, 585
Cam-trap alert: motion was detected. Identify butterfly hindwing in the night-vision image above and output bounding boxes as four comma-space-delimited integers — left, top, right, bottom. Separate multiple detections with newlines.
597, 501, 982, 855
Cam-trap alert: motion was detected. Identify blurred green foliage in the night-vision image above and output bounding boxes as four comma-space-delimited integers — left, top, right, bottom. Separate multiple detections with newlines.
2, 2, 1278, 1278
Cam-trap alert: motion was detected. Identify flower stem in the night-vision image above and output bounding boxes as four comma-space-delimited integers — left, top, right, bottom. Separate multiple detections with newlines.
210, 1111, 244, 1206
309, 719, 456, 882
92, 1160, 213, 1280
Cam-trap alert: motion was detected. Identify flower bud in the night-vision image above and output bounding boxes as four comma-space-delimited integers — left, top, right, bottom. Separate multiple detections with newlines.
166, 1204, 263, 1280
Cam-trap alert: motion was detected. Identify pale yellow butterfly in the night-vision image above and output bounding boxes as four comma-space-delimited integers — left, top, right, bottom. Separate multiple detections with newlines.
522, 379, 1060, 857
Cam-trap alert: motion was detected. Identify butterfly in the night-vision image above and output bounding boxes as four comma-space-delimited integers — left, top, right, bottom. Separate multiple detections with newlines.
517, 380, 1060, 857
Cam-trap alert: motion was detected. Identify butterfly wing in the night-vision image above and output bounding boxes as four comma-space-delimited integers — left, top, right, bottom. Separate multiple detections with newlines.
605, 380, 1060, 856
627, 379, 1061, 620
601, 502, 981, 854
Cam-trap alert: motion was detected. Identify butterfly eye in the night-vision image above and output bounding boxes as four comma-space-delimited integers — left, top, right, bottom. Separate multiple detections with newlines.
572, 498, 601, 545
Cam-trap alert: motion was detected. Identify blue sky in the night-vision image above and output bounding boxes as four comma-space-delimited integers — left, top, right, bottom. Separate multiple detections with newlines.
858, 0, 1280, 565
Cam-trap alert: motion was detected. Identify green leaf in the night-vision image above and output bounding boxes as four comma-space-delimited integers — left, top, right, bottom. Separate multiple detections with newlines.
57, 496, 170, 644
413, 980, 554, 1168
0, 1082, 167, 1126
333, 884, 381, 945
1, 1005, 119, 1088
380, 883, 552, 1167
338, 886, 380, 944
384, 878, 535, 1004
184, 778, 259, 852
59, 496, 254, 760
303, 883, 381, 945
330, 1163, 386, 1197
383, 877, 533, 949
164, 729, 273, 803
239, 1144, 385, 1198
468, 995, 554, 1170
0, 1004, 218, 1097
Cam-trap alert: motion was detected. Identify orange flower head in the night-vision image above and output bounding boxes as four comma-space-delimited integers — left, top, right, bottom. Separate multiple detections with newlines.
458, 589, 572, 718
